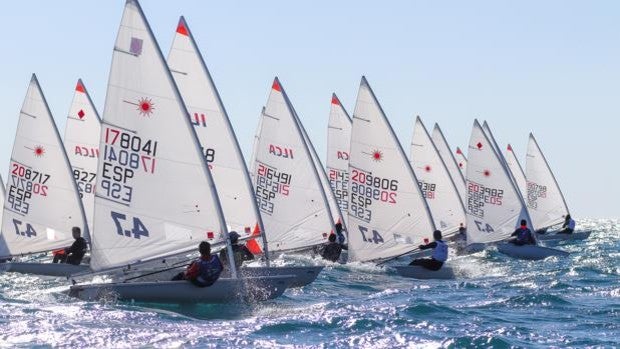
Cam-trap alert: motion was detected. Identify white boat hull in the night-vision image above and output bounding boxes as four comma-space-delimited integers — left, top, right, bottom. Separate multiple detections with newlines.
393, 265, 455, 280
536, 230, 592, 242
235, 266, 324, 288
4, 262, 90, 277
69, 275, 294, 303
497, 243, 569, 260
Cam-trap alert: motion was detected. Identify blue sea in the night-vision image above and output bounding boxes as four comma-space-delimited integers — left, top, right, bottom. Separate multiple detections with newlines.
1, 219, 618, 348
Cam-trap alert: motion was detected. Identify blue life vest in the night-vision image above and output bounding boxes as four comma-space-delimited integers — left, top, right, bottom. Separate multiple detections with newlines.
195, 255, 223, 287
432, 240, 448, 262
517, 227, 532, 243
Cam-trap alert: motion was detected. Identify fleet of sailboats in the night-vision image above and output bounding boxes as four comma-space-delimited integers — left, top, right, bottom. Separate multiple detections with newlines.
0, 0, 586, 303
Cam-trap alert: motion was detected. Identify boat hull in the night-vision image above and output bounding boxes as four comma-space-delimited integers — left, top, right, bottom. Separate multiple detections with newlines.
393, 265, 455, 280
536, 230, 592, 242
497, 243, 569, 260
3, 262, 90, 277
235, 266, 324, 288
69, 275, 294, 303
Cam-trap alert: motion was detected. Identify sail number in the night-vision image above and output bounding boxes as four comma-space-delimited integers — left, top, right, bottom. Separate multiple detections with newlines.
111, 211, 149, 239
418, 181, 436, 199
358, 225, 385, 244
12, 219, 37, 237
328, 168, 349, 211
526, 181, 546, 210
255, 162, 291, 215
467, 181, 504, 218
7, 163, 51, 215
73, 169, 96, 198
349, 169, 398, 223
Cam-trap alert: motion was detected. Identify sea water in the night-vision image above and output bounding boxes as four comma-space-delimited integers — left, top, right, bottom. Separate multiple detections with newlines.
0, 219, 618, 348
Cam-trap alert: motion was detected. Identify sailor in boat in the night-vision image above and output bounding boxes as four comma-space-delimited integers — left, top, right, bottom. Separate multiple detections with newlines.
172, 241, 224, 287
319, 232, 348, 262
219, 231, 254, 270
510, 220, 536, 245
557, 215, 576, 234
52, 227, 87, 265
335, 222, 347, 246
408, 230, 448, 271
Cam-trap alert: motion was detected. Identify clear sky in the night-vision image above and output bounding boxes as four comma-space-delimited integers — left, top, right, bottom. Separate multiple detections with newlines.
0, 1, 618, 218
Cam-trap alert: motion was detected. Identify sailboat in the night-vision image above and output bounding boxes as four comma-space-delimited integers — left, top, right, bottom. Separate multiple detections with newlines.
0, 75, 90, 277
166, 16, 322, 286
250, 77, 336, 256
505, 143, 528, 198
69, 0, 292, 303
526, 133, 591, 241
63, 79, 102, 237
465, 120, 568, 260
326, 93, 352, 227
455, 147, 467, 176
431, 124, 467, 204
410, 116, 466, 238
345, 77, 450, 279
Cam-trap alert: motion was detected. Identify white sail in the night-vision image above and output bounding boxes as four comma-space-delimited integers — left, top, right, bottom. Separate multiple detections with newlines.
252, 78, 334, 252
0, 176, 6, 256
431, 124, 466, 203
410, 116, 465, 236
63, 79, 102, 237
482, 121, 502, 158
167, 17, 263, 250
348, 77, 435, 263
1, 75, 87, 257
90, 0, 228, 271
455, 147, 467, 175
465, 120, 530, 245
297, 110, 346, 230
326, 93, 352, 226
526, 133, 569, 229
505, 144, 528, 198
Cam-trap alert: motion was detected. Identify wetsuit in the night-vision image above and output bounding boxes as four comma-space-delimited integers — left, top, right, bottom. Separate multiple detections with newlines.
409, 240, 448, 271
58, 237, 87, 265
320, 242, 348, 262
510, 226, 535, 245
172, 255, 223, 287
219, 244, 255, 270
558, 219, 575, 234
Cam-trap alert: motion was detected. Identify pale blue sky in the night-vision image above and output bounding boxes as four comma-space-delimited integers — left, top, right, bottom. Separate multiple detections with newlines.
0, 1, 618, 218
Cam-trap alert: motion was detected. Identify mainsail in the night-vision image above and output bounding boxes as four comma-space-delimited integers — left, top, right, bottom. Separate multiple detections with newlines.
526, 133, 570, 229
252, 78, 334, 252
505, 144, 528, 198
1, 75, 87, 257
465, 120, 530, 245
432, 124, 466, 203
63, 79, 102, 237
90, 0, 228, 271
455, 147, 467, 176
410, 116, 465, 236
348, 77, 435, 262
326, 94, 352, 226
167, 17, 264, 247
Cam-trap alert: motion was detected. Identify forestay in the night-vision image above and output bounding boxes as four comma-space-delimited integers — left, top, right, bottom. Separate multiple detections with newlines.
455, 147, 467, 176
505, 144, 527, 198
90, 0, 227, 271
432, 124, 466, 204
465, 120, 530, 245
1, 75, 87, 257
410, 116, 465, 236
348, 77, 435, 263
326, 94, 352, 225
526, 133, 569, 229
167, 17, 263, 245
63, 79, 102, 237
252, 78, 334, 252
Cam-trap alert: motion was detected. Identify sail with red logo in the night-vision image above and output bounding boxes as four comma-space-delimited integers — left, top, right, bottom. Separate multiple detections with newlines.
326, 93, 352, 228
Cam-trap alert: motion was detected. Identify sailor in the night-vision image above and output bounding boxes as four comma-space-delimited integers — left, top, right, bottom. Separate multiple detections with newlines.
334, 222, 346, 246
408, 230, 448, 271
510, 219, 536, 245
53, 227, 87, 265
219, 231, 254, 270
557, 214, 576, 234
172, 241, 223, 287
319, 233, 348, 262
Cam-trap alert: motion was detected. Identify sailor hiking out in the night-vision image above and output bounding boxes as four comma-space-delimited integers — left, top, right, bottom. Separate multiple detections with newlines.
409, 230, 448, 271
172, 241, 223, 287
510, 220, 536, 246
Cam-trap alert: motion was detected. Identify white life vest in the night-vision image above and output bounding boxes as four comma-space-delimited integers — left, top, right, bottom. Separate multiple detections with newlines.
432, 240, 448, 262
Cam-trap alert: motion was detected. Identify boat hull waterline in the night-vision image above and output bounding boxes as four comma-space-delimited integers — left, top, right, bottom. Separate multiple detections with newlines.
393, 265, 455, 280
497, 243, 569, 260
